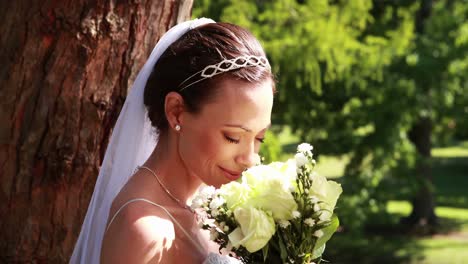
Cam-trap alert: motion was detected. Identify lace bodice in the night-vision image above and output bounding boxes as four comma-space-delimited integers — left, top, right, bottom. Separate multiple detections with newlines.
203, 253, 243, 264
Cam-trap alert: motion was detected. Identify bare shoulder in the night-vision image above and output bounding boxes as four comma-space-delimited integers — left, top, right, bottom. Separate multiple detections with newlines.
101, 199, 176, 263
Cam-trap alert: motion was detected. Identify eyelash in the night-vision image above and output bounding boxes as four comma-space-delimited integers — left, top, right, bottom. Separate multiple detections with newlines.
225, 135, 239, 144
224, 135, 265, 144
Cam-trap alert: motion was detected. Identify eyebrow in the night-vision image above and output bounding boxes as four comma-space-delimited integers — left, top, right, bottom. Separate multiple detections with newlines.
224, 123, 271, 132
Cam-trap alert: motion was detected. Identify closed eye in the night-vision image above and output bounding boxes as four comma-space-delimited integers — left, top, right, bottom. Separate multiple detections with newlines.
224, 135, 240, 144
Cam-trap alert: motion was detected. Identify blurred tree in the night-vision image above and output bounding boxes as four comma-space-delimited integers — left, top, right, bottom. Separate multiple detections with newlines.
389, 0, 468, 229
193, 0, 468, 231
0, 0, 192, 262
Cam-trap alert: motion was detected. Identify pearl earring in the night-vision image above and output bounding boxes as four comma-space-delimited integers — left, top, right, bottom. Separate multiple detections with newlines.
175, 124, 181, 131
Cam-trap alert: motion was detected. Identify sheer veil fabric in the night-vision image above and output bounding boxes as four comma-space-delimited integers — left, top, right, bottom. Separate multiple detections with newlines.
70, 18, 215, 264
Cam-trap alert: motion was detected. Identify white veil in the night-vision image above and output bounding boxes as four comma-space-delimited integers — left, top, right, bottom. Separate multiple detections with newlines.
70, 18, 215, 264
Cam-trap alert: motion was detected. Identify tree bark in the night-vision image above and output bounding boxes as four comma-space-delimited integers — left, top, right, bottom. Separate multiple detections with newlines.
0, 0, 192, 262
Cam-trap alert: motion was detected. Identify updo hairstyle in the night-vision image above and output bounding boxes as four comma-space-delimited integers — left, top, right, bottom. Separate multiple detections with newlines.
143, 22, 275, 133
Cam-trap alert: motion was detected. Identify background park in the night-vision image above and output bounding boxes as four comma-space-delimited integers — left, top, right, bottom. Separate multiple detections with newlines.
1, 0, 467, 263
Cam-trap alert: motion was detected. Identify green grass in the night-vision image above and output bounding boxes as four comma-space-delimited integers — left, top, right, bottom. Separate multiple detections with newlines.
411, 238, 468, 264
323, 198, 468, 264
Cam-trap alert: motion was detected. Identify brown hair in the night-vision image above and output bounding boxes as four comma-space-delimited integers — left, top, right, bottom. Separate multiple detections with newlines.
143, 22, 275, 132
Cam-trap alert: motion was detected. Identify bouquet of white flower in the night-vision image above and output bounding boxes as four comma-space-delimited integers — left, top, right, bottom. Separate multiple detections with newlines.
191, 143, 342, 263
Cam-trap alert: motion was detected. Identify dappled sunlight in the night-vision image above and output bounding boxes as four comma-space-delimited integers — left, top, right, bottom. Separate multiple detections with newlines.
432, 141, 468, 157
316, 155, 349, 179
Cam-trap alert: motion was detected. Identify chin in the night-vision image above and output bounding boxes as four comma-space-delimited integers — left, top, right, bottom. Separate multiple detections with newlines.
207, 176, 227, 188
195, 173, 222, 188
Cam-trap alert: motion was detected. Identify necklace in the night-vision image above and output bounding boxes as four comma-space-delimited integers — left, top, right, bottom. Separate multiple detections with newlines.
139, 166, 194, 213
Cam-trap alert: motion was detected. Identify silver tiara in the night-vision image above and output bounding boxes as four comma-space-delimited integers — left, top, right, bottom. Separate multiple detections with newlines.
178, 55, 270, 91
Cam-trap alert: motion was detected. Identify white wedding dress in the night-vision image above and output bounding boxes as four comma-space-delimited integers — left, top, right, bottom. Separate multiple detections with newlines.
204, 253, 243, 264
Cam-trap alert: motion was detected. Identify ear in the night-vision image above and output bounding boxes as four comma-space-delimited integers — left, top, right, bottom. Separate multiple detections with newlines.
164, 92, 186, 131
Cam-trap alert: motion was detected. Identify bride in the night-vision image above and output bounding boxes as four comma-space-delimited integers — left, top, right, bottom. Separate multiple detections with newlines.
70, 18, 275, 263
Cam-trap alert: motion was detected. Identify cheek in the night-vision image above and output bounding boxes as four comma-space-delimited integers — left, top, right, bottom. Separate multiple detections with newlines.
197, 132, 226, 165
182, 130, 226, 171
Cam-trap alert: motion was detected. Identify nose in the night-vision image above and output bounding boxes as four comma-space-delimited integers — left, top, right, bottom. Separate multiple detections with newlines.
236, 143, 260, 169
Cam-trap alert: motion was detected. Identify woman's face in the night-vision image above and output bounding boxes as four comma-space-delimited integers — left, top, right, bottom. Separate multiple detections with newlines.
178, 78, 274, 188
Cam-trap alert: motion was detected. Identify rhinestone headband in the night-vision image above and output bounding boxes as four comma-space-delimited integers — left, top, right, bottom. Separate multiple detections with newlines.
178, 55, 270, 91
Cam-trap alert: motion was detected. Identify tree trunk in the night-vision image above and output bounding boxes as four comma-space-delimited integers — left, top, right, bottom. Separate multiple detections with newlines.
0, 0, 193, 262
400, 0, 438, 233
404, 117, 438, 232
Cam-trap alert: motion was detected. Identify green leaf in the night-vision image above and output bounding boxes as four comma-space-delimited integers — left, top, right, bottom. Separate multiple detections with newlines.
311, 215, 340, 259
311, 244, 326, 260
278, 232, 288, 262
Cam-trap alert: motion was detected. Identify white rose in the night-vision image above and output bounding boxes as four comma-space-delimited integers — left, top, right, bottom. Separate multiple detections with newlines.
228, 207, 276, 253
309, 174, 343, 219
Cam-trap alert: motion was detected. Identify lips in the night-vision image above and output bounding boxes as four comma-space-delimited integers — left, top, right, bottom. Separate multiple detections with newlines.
219, 166, 242, 181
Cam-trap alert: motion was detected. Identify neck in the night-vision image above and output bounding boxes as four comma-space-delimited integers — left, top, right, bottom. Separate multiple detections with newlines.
143, 132, 202, 205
